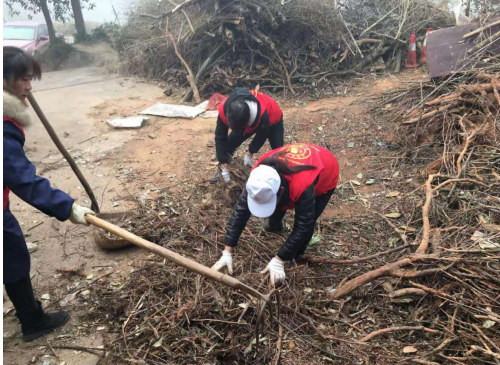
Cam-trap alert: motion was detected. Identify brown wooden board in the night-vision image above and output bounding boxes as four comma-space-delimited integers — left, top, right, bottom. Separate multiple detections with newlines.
427, 17, 500, 78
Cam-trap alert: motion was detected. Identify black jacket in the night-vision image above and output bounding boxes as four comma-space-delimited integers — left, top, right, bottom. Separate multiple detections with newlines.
224, 184, 316, 260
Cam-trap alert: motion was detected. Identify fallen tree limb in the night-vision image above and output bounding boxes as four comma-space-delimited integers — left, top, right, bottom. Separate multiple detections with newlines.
463, 19, 500, 39
356, 38, 382, 45
389, 288, 427, 299
417, 174, 434, 255
390, 262, 454, 279
52, 345, 105, 356
467, 31, 500, 55
403, 105, 461, 124
330, 256, 423, 299
425, 92, 460, 106
272, 323, 283, 365
272, 47, 295, 95
469, 345, 500, 360
409, 281, 454, 299
182, 43, 227, 102
338, 9, 363, 58
166, 31, 201, 103
360, 326, 440, 342
356, 41, 393, 69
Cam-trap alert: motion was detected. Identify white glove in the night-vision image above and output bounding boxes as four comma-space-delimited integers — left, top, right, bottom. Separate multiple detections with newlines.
221, 168, 231, 183
243, 153, 253, 167
69, 204, 95, 225
260, 257, 286, 285
211, 251, 233, 274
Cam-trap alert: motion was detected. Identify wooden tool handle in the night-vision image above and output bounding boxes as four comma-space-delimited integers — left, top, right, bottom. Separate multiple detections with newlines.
86, 215, 269, 302
28, 93, 100, 213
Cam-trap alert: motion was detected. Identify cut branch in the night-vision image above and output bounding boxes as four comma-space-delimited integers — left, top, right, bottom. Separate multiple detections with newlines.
166, 32, 201, 103
361, 326, 440, 342
330, 256, 431, 299
463, 20, 500, 39
389, 288, 427, 299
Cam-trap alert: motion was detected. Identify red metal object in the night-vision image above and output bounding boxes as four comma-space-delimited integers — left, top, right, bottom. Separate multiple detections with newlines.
419, 28, 432, 64
207, 93, 227, 110
406, 31, 419, 68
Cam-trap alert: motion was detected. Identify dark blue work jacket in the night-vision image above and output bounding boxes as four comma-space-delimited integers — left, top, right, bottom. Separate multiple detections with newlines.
3, 118, 73, 283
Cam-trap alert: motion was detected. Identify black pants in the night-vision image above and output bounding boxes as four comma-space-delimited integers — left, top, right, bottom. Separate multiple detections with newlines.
4, 276, 41, 327
269, 188, 336, 257
227, 119, 285, 157
267, 119, 285, 150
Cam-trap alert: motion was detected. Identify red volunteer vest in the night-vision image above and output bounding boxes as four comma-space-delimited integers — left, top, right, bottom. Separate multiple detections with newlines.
254, 143, 339, 210
218, 90, 282, 134
3, 118, 26, 212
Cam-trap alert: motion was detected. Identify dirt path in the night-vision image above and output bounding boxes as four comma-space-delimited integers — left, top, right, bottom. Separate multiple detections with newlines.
3, 66, 428, 364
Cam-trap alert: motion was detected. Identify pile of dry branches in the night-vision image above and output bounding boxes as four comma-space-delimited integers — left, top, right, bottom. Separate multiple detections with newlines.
83, 115, 499, 365
117, 0, 452, 98
78, 71, 499, 364
86, 168, 363, 364
319, 67, 500, 364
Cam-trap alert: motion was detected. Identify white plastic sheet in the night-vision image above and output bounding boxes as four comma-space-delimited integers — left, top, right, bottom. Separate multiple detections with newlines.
106, 116, 149, 129
140, 101, 209, 119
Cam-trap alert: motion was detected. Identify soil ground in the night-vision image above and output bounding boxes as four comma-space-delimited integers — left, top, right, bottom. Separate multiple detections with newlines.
3, 63, 429, 364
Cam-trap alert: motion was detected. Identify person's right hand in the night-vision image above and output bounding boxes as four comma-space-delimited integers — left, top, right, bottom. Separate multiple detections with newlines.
221, 168, 231, 183
69, 204, 95, 225
211, 251, 233, 274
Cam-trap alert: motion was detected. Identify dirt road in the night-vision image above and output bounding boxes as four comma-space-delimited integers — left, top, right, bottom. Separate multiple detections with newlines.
3, 64, 427, 364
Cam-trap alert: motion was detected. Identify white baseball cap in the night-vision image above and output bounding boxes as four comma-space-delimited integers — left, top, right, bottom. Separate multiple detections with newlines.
246, 165, 281, 218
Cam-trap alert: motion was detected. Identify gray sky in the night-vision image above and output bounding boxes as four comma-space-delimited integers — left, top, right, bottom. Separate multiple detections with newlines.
3, 0, 135, 24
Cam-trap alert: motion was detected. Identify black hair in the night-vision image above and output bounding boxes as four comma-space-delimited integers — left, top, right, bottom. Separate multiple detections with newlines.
260, 149, 316, 175
227, 100, 250, 130
3, 46, 42, 82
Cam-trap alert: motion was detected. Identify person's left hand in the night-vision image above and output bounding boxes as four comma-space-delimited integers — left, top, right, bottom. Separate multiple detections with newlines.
243, 152, 253, 167
69, 204, 95, 225
260, 257, 286, 285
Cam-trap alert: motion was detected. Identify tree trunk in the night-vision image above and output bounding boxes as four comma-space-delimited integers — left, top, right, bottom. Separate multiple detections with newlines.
71, 0, 87, 41
464, 0, 471, 17
39, 0, 57, 43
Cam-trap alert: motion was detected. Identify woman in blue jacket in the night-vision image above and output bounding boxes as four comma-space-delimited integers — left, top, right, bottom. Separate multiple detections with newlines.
3, 46, 95, 341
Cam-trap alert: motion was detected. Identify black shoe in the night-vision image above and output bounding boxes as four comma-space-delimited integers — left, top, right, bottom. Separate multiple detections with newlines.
264, 222, 283, 233
293, 255, 307, 266
209, 169, 221, 184
22, 310, 69, 342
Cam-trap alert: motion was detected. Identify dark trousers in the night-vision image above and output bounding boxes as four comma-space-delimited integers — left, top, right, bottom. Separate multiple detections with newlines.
269, 188, 335, 258
227, 119, 285, 157
4, 276, 42, 328
4, 210, 31, 284
267, 119, 285, 150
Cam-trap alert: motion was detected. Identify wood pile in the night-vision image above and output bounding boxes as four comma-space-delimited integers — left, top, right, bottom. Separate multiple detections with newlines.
117, 0, 453, 99
338, 66, 500, 364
